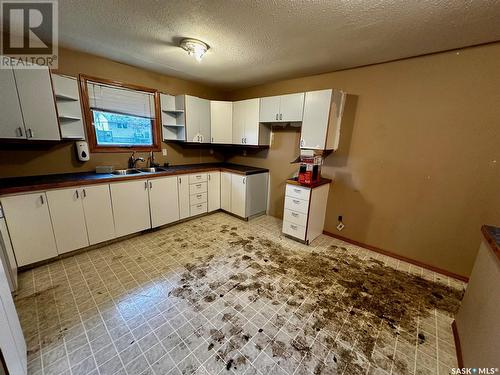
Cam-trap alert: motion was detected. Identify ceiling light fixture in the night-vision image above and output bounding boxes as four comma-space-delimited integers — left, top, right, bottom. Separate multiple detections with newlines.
179, 38, 209, 62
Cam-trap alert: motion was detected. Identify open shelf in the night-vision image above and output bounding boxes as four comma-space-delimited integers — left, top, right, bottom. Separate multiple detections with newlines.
59, 115, 82, 121
55, 93, 79, 101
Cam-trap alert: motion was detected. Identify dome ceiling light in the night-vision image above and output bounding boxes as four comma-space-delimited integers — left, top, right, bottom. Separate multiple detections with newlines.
179, 38, 209, 62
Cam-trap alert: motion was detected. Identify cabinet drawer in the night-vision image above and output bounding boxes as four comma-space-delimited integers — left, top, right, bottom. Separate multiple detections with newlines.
282, 220, 306, 240
283, 208, 308, 227
190, 202, 207, 216
189, 182, 207, 195
190, 192, 207, 205
284, 196, 309, 214
285, 184, 311, 201
189, 173, 208, 183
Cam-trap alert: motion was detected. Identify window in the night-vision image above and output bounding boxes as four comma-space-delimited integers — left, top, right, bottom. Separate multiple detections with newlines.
80, 75, 161, 152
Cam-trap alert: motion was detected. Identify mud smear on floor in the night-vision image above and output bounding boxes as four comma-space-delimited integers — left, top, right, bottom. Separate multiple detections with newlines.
171, 226, 464, 374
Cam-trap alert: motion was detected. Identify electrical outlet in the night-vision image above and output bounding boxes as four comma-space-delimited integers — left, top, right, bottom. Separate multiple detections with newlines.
162, 148, 167, 156
338, 215, 343, 222
336, 222, 345, 231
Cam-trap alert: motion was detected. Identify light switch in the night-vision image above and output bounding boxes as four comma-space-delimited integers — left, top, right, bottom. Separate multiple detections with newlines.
162, 148, 167, 156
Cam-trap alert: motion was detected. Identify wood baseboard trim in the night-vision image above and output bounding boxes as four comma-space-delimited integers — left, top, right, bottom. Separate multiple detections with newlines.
452, 320, 464, 368
322, 231, 469, 282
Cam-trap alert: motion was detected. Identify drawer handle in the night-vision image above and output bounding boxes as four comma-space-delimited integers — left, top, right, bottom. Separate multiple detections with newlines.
196, 184, 201, 187
291, 212, 298, 217
293, 189, 301, 193
75, 190, 79, 199
196, 175, 201, 179
292, 199, 300, 204
197, 204, 202, 208
40, 195, 44, 205
197, 194, 202, 198
290, 224, 297, 230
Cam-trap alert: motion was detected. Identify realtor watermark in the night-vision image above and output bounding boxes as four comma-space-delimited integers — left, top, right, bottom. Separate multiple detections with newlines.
1, 0, 58, 68
451, 368, 499, 374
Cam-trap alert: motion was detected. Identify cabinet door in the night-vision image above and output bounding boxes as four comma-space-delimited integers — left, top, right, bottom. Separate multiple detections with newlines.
244, 98, 260, 145
220, 172, 232, 211
207, 172, 221, 212
149, 176, 180, 227
210, 101, 233, 144
259, 96, 280, 122
1, 193, 57, 266
185, 95, 199, 142
232, 100, 245, 145
280, 93, 304, 122
231, 174, 247, 218
178, 175, 190, 219
0, 66, 25, 139
301, 89, 332, 149
110, 180, 151, 237
197, 97, 211, 143
81, 185, 115, 245
46, 188, 89, 254
13, 67, 60, 141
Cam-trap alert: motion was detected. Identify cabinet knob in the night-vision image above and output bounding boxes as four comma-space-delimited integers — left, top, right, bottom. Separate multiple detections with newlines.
27, 128, 34, 138
275, 114, 279, 120
279, 113, 282, 120
243, 178, 246, 184
40, 195, 44, 204
144, 181, 148, 189
82, 189, 86, 198
149, 181, 153, 189
17, 127, 24, 137
75, 190, 79, 199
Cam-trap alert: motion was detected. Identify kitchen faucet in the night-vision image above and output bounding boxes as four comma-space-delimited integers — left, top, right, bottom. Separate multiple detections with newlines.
128, 152, 145, 169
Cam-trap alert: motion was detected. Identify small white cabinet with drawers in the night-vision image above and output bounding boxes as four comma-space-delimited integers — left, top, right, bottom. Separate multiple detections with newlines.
282, 180, 331, 244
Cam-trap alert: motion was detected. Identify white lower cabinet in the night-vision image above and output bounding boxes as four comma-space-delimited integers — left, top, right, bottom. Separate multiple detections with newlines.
231, 174, 247, 218
110, 180, 151, 237
46, 188, 89, 254
178, 175, 190, 220
149, 176, 180, 227
220, 172, 232, 212
207, 171, 221, 212
221, 172, 269, 219
1, 193, 58, 266
282, 182, 331, 244
81, 185, 115, 245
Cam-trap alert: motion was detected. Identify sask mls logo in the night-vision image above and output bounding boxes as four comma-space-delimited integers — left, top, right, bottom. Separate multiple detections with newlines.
1, 0, 58, 68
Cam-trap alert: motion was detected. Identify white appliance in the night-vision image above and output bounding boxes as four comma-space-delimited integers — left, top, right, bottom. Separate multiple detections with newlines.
0, 217, 26, 374
0, 207, 17, 292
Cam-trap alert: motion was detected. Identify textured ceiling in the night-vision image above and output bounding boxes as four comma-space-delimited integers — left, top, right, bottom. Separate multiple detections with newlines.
58, 0, 500, 89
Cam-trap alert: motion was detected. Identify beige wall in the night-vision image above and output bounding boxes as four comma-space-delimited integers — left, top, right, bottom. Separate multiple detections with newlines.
0, 47, 227, 177
226, 43, 500, 277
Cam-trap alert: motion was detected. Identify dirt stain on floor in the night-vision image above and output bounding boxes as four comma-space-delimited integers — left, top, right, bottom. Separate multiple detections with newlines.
171, 225, 464, 374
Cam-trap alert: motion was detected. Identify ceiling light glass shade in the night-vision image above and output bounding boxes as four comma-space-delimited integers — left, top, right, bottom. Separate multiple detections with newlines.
180, 38, 209, 62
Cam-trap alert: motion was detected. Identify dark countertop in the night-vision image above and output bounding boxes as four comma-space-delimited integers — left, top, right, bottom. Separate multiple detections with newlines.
481, 225, 500, 261
286, 177, 333, 189
0, 163, 269, 195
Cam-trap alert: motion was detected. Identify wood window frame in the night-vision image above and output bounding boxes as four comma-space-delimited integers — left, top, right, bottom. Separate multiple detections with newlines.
79, 74, 162, 153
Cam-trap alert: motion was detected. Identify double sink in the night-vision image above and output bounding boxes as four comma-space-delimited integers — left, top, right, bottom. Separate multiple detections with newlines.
112, 167, 168, 175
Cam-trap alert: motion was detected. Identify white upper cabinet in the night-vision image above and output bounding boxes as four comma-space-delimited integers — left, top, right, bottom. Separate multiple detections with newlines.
110, 180, 151, 237
301, 89, 346, 150
46, 188, 89, 254
259, 95, 281, 122
13, 67, 60, 140
280, 93, 305, 122
259, 93, 304, 123
1, 193, 58, 266
210, 101, 233, 144
185, 95, 210, 143
232, 98, 263, 145
149, 176, 180, 227
0, 67, 25, 139
81, 184, 116, 245
0, 61, 60, 141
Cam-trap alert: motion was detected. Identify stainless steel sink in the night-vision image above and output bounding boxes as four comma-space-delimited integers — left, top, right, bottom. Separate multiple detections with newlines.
112, 169, 141, 175
139, 167, 167, 173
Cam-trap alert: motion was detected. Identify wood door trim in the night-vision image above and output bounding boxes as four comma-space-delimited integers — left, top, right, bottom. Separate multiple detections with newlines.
451, 320, 464, 369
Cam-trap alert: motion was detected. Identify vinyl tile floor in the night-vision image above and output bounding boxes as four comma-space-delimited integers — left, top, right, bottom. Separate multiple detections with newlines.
14, 212, 466, 375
